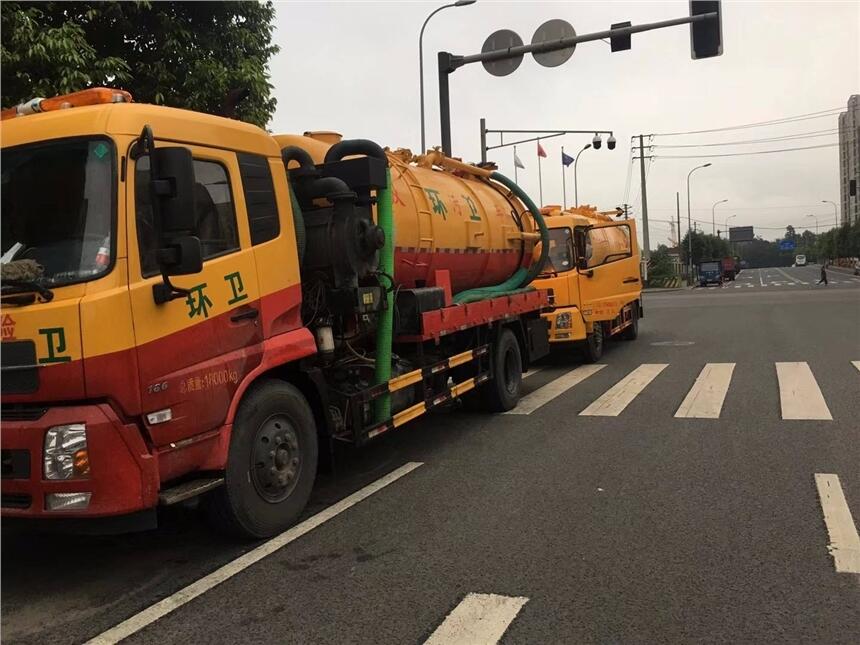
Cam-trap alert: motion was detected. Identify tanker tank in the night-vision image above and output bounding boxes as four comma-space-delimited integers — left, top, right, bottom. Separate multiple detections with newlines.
275, 132, 541, 295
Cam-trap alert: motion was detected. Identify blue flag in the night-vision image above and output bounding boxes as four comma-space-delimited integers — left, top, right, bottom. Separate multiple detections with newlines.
561, 151, 574, 167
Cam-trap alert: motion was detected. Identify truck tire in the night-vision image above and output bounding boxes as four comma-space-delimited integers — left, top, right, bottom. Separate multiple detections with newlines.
620, 304, 639, 341
481, 328, 522, 412
205, 380, 318, 539
582, 322, 605, 363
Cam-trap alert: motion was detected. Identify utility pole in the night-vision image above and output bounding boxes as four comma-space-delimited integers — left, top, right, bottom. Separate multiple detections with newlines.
638, 134, 650, 265
676, 191, 682, 281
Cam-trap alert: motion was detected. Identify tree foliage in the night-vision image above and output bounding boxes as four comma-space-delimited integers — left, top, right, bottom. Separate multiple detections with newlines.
679, 231, 731, 266
1, 1, 278, 127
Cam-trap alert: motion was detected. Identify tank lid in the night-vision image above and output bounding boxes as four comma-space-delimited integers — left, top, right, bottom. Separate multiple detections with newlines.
303, 131, 343, 144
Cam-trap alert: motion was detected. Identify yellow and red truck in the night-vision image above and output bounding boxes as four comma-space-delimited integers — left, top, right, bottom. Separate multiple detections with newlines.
533, 205, 642, 361
1, 89, 554, 537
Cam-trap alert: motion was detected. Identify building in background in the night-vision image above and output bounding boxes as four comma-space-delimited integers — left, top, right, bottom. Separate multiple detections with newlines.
838, 94, 859, 225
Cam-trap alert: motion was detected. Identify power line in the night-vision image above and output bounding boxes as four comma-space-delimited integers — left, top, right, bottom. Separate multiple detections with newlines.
648, 142, 838, 159
651, 129, 838, 149
650, 107, 843, 137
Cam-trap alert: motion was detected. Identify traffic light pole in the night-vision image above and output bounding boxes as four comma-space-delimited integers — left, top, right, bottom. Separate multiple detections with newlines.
438, 11, 718, 155
479, 119, 614, 164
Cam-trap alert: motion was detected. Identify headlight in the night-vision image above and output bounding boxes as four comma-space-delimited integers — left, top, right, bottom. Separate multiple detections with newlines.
556, 312, 572, 329
44, 424, 89, 480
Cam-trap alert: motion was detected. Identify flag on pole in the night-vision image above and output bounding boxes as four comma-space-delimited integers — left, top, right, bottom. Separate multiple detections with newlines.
562, 151, 574, 166
537, 141, 547, 158
514, 151, 525, 169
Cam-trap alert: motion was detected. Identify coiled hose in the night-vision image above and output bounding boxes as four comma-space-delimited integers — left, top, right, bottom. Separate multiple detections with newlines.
452, 171, 549, 304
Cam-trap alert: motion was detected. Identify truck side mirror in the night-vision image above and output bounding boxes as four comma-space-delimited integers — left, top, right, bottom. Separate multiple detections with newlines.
576, 256, 588, 271
157, 235, 203, 276
151, 146, 196, 236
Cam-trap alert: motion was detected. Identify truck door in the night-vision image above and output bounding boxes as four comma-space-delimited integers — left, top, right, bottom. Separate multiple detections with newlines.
574, 221, 640, 323
127, 144, 263, 449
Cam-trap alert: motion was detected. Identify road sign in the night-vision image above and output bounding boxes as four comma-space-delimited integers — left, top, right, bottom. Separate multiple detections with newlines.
729, 226, 754, 242
481, 30, 524, 77
531, 19, 576, 67
779, 240, 796, 251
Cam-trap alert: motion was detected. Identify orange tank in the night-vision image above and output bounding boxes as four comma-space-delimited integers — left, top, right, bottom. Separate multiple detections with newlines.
275, 133, 539, 293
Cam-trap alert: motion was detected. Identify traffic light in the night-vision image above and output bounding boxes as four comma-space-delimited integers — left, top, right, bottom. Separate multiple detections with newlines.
610, 21, 631, 52
690, 1, 723, 60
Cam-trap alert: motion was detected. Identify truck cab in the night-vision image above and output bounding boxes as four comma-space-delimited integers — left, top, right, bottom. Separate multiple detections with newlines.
532, 206, 642, 361
1, 89, 312, 526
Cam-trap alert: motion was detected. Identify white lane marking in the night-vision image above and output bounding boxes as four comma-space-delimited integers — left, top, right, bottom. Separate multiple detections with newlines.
505, 364, 605, 415
675, 363, 735, 419
758, 269, 765, 287
424, 593, 528, 645
580, 364, 668, 416
85, 462, 424, 645
775, 267, 802, 284
814, 474, 860, 574
522, 367, 544, 380
853, 361, 860, 373
775, 362, 832, 420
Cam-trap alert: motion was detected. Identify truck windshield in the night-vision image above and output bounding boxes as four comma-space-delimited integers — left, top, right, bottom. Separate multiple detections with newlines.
543, 227, 574, 274
1, 138, 116, 287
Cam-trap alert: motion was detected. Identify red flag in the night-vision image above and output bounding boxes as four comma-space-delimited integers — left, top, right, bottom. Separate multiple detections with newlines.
537, 141, 547, 158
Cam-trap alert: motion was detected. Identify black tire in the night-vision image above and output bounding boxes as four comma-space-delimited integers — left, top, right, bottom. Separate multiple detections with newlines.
205, 380, 318, 539
620, 303, 639, 341
480, 328, 522, 412
582, 322, 605, 363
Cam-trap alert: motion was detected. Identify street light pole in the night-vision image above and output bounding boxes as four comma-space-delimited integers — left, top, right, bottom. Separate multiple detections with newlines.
807, 213, 819, 236
419, 1, 476, 153
724, 214, 736, 239
822, 199, 838, 227
711, 198, 728, 235
686, 163, 712, 276
574, 143, 591, 207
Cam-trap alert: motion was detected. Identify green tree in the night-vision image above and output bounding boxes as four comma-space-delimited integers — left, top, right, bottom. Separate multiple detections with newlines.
648, 244, 675, 281
680, 231, 730, 266
1, 1, 278, 127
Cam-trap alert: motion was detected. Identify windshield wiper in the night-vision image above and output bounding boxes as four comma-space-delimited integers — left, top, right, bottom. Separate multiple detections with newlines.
0, 279, 54, 302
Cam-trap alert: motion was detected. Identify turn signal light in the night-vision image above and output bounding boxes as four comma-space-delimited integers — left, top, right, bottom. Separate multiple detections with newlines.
1, 88, 133, 120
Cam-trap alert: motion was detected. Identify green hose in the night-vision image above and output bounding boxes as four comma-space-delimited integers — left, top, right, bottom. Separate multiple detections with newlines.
373, 168, 395, 422
452, 171, 549, 304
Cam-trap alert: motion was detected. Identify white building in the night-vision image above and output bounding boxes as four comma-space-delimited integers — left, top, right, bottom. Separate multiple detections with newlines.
838, 95, 859, 225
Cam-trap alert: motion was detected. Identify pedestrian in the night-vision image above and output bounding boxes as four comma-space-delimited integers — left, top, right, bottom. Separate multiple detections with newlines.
817, 262, 828, 285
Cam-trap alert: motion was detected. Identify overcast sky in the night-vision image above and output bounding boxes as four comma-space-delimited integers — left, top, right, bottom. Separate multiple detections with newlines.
269, 1, 859, 247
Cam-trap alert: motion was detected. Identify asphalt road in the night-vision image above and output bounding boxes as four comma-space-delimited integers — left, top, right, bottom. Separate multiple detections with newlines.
3, 266, 859, 644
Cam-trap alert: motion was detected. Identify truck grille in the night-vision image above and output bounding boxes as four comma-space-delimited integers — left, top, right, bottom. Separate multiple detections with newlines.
1, 449, 31, 479
0, 405, 47, 421
1, 493, 32, 509
1, 340, 39, 394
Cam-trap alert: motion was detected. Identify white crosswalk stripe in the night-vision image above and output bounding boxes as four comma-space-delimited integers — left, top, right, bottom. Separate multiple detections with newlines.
853, 361, 860, 373
580, 364, 667, 416
775, 362, 832, 420
506, 364, 604, 415
675, 363, 735, 419
424, 593, 528, 645
814, 474, 860, 574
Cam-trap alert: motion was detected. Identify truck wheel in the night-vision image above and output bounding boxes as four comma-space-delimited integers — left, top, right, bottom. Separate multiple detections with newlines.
205, 380, 318, 539
620, 304, 639, 341
582, 322, 605, 363
481, 328, 522, 412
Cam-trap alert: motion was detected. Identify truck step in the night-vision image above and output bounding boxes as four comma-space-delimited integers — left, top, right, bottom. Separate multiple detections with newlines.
158, 477, 224, 506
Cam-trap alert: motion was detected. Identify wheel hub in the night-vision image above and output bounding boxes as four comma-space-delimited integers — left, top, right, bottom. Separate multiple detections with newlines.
251, 415, 301, 503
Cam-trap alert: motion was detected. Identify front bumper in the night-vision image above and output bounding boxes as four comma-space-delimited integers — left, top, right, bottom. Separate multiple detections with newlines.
1, 404, 158, 518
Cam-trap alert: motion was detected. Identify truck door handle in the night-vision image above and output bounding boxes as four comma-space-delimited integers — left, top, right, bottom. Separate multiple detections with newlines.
623, 277, 640, 284
230, 307, 259, 323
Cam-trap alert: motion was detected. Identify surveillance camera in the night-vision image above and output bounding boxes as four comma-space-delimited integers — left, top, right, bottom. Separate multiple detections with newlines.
607, 134, 616, 150
592, 134, 602, 150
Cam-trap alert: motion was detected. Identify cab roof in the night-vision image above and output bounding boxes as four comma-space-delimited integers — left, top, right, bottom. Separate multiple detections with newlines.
0, 102, 280, 157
